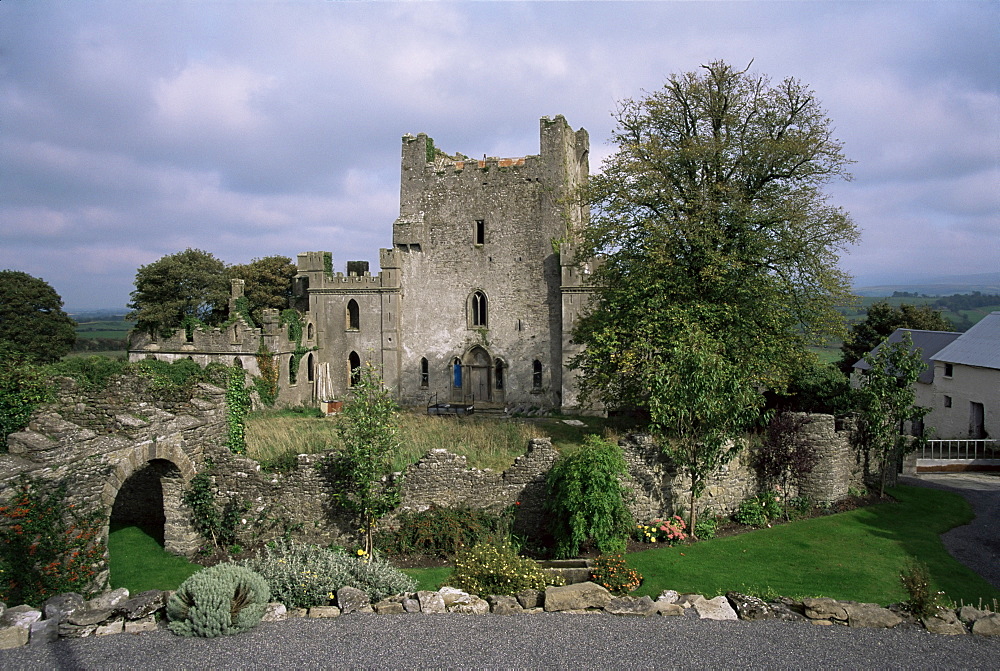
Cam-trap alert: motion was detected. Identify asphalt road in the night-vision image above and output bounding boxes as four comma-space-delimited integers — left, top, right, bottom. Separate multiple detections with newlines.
2, 612, 999, 670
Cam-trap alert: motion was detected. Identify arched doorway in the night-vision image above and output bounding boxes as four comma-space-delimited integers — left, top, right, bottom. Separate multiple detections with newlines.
109, 458, 198, 555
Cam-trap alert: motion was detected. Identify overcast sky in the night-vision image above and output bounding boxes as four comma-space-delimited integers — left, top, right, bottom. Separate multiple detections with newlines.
1, 1, 997, 310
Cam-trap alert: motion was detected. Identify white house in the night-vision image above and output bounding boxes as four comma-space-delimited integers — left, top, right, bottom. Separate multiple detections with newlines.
927, 311, 1000, 439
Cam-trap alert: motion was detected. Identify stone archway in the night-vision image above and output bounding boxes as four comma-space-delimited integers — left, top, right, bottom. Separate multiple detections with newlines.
102, 441, 201, 556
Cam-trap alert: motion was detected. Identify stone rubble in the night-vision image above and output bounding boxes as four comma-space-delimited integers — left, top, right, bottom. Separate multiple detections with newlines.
0, 584, 997, 651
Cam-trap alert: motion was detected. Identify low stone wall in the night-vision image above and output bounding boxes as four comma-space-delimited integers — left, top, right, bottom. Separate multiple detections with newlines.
2, 583, 997, 651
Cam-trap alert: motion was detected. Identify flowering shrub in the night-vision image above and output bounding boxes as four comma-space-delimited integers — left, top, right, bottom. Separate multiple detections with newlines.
239, 539, 415, 608
0, 478, 106, 607
590, 554, 642, 595
634, 516, 687, 544
449, 543, 564, 596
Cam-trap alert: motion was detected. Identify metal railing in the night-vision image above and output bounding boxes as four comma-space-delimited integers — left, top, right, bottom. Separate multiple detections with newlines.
917, 439, 998, 460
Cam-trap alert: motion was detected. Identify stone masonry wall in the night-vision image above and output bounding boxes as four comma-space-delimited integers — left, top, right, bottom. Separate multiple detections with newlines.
3, 375, 860, 570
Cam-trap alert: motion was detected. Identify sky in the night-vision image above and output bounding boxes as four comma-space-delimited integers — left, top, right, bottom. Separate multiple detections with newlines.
1, 1, 997, 311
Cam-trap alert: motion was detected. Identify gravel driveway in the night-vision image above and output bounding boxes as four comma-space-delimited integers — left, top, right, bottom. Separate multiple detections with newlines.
2, 612, 999, 669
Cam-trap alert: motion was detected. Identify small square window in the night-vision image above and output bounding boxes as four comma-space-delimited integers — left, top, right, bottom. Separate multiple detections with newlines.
944, 395, 952, 408
944, 363, 954, 378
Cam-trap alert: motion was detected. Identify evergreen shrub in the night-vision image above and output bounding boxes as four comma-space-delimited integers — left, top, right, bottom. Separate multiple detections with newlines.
239, 539, 415, 608
376, 505, 511, 557
166, 564, 270, 638
733, 492, 783, 527
448, 543, 564, 596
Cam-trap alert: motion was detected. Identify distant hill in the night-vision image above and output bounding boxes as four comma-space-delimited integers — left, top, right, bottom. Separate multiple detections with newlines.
854, 271, 1000, 297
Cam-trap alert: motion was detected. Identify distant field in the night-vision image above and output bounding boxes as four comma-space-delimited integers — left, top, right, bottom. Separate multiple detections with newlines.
73, 316, 134, 352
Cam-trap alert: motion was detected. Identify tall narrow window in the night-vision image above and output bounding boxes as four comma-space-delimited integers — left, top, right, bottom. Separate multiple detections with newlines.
470, 291, 488, 327
347, 299, 360, 331
532, 360, 543, 390
475, 219, 485, 245
495, 359, 504, 390
420, 357, 429, 388
307, 322, 314, 340
307, 353, 315, 383
349, 351, 361, 387
453, 357, 463, 388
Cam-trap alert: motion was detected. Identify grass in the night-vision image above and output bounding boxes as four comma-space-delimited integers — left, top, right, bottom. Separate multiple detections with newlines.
627, 485, 1000, 605
401, 485, 999, 607
108, 523, 202, 592
244, 409, 620, 472
400, 566, 452, 592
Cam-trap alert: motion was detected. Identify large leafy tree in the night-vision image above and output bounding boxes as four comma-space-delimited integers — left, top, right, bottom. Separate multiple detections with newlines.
572, 61, 858, 529
0, 270, 76, 363
838, 301, 953, 374
128, 249, 229, 336
227, 256, 297, 326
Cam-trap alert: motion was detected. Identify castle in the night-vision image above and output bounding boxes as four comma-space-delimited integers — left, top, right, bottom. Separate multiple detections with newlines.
129, 116, 598, 413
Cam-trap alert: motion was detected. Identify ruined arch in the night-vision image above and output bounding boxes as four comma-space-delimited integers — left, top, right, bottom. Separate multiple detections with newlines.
102, 442, 200, 556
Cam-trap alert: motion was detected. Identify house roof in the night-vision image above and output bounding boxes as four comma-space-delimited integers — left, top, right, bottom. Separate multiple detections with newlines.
853, 328, 962, 384
931, 311, 1000, 370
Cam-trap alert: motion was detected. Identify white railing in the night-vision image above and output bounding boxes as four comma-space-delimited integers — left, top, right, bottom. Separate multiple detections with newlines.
917, 439, 998, 461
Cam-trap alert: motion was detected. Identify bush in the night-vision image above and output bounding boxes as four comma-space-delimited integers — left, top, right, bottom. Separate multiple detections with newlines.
47, 355, 128, 390
448, 543, 564, 596
0, 478, 105, 606
545, 435, 634, 558
376, 506, 512, 557
167, 564, 270, 637
590, 554, 642, 595
239, 539, 415, 608
900, 560, 944, 618
733, 492, 783, 528
694, 516, 719, 540
633, 516, 687, 545
0, 347, 51, 445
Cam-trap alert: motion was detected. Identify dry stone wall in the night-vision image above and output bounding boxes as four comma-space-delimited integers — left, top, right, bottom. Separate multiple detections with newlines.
3, 373, 863, 571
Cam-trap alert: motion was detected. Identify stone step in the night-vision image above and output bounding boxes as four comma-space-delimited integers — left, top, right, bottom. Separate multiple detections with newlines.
537, 559, 593, 585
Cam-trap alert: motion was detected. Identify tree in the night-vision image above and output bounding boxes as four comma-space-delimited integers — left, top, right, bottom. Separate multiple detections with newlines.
571, 61, 858, 529
854, 332, 928, 497
838, 301, 952, 374
0, 270, 76, 362
128, 249, 229, 336
227, 256, 297, 326
325, 362, 402, 559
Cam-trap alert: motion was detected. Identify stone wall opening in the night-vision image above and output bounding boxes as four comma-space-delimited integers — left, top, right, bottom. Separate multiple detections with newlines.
110, 458, 199, 556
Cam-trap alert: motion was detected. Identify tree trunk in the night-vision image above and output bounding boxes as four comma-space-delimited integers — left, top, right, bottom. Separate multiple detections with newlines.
688, 476, 699, 540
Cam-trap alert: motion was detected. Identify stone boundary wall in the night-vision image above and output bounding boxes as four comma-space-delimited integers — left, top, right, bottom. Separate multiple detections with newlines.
3, 373, 863, 568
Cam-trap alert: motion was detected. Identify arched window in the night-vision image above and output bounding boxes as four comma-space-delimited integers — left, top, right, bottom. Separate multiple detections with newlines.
495, 359, 505, 390
469, 291, 487, 328
532, 360, 543, 390
307, 322, 314, 340
346, 299, 360, 331
306, 353, 315, 383
420, 357, 429, 388
349, 351, 361, 387
233, 357, 243, 369
452, 357, 462, 388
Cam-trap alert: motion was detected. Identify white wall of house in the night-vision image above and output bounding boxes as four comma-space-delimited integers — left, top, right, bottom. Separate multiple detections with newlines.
928, 361, 998, 439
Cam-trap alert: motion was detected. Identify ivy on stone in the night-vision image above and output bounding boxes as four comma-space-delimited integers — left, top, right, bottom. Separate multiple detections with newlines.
225, 366, 251, 454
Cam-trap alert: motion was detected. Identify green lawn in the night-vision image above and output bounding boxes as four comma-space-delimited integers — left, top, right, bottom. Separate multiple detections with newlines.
629, 485, 998, 605
108, 523, 202, 592
403, 485, 999, 607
